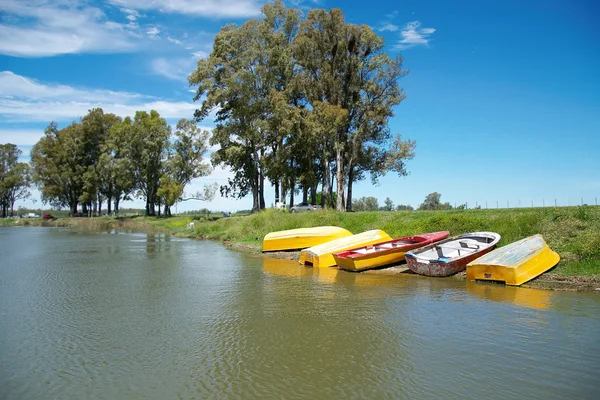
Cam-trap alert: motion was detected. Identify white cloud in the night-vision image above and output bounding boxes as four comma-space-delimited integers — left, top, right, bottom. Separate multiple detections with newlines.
120, 8, 142, 22
167, 37, 182, 45
379, 23, 399, 32
394, 21, 436, 50
0, 71, 199, 122
0, 0, 142, 57
146, 26, 161, 38
151, 57, 196, 81
108, 0, 262, 18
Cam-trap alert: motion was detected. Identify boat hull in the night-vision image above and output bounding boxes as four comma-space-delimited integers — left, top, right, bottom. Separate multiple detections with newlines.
405, 232, 501, 277
333, 231, 449, 272
466, 234, 560, 286
299, 230, 392, 268
262, 226, 352, 252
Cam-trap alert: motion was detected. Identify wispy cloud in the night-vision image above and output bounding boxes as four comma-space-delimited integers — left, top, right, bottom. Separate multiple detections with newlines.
0, 0, 144, 57
379, 24, 399, 32
0, 71, 198, 122
394, 21, 436, 50
107, 0, 262, 18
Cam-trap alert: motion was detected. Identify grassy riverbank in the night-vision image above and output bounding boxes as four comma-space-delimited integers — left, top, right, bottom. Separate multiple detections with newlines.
3, 206, 599, 285
148, 206, 600, 278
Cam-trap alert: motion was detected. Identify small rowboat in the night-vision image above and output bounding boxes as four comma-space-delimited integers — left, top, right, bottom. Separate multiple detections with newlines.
333, 231, 450, 272
299, 229, 392, 268
262, 226, 352, 252
466, 234, 559, 285
405, 232, 501, 277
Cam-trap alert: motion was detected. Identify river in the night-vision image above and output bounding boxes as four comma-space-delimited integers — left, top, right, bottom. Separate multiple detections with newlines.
0, 227, 598, 399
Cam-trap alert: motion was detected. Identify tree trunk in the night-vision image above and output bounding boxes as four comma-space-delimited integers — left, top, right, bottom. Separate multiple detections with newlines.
310, 184, 317, 205
259, 169, 265, 210
302, 186, 308, 203
346, 164, 354, 211
321, 158, 330, 208
107, 197, 112, 216
289, 178, 295, 208
274, 181, 280, 204
115, 197, 120, 215
335, 149, 345, 211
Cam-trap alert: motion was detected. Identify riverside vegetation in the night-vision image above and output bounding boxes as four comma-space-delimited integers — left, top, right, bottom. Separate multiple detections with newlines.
7, 206, 598, 287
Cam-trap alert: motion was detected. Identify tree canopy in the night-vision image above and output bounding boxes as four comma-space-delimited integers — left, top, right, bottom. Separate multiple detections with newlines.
0, 144, 31, 217
189, 0, 416, 212
30, 109, 215, 216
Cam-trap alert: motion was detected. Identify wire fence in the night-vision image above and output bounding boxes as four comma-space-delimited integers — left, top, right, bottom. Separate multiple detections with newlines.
450, 197, 599, 210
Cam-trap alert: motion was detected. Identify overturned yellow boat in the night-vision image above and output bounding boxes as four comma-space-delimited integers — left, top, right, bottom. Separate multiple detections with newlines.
466, 234, 560, 286
262, 226, 352, 252
299, 229, 392, 268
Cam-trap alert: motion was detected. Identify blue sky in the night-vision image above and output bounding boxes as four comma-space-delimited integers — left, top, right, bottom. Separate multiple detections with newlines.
1, 0, 599, 211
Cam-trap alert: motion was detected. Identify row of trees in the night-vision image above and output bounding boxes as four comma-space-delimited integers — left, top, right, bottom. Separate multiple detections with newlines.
0, 144, 32, 217
30, 108, 215, 216
352, 196, 413, 212
190, 0, 416, 212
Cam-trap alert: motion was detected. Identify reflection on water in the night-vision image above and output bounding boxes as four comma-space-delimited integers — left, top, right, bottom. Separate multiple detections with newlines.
466, 281, 552, 310
1, 227, 599, 399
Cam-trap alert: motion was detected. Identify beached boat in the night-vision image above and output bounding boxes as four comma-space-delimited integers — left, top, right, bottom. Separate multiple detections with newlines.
333, 231, 450, 272
466, 234, 559, 286
405, 232, 501, 277
299, 229, 392, 268
262, 226, 353, 252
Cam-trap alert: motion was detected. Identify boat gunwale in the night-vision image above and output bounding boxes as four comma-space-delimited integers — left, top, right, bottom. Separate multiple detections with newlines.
405, 232, 501, 265
333, 231, 450, 260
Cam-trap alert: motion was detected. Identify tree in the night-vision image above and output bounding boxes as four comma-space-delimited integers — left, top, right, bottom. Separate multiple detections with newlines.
382, 197, 394, 211
293, 8, 412, 211
127, 110, 171, 216
0, 144, 31, 217
396, 204, 414, 211
418, 192, 453, 210
31, 122, 87, 215
190, 1, 415, 213
160, 119, 215, 216
352, 196, 379, 211
190, 1, 300, 212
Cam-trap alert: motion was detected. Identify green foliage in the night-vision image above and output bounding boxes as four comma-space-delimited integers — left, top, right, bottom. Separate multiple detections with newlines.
0, 144, 32, 217
31, 109, 214, 217
189, 0, 415, 212
352, 196, 379, 211
418, 192, 454, 210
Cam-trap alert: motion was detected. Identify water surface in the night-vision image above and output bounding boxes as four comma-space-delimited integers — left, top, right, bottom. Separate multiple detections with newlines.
1, 227, 598, 399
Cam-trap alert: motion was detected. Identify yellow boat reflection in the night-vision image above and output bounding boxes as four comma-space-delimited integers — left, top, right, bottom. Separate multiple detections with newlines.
466, 281, 551, 310
262, 257, 314, 278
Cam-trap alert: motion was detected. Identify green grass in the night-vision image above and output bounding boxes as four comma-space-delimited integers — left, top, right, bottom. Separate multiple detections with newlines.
3, 206, 599, 277
147, 206, 600, 277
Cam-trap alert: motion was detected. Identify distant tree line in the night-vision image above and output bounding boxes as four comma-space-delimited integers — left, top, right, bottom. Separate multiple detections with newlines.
418, 192, 465, 210
0, 144, 32, 217
30, 108, 215, 217
190, 0, 416, 212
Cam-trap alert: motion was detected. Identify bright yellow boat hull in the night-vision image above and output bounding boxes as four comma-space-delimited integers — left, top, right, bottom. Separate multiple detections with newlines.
466, 234, 560, 286
334, 251, 407, 272
262, 226, 352, 252
299, 230, 392, 268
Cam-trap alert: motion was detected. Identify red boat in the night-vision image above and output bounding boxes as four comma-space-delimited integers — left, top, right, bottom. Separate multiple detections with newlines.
333, 231, 449, 272
405, 232, 501, 277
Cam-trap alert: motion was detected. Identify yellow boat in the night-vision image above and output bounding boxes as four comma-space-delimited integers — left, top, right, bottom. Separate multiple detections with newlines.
299, 229, 392, 268
466, 234, 560, 286
262, 226, 353, 252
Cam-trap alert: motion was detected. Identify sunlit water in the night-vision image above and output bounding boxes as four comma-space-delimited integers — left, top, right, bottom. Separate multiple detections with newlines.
1, 227, 598, 399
